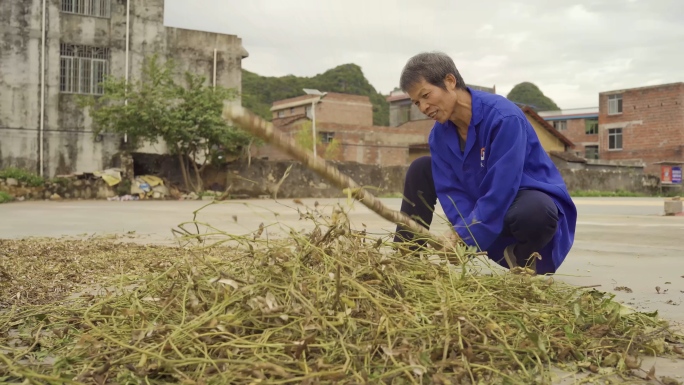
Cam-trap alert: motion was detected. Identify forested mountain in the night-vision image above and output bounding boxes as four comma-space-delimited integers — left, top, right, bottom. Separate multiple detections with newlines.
506, 82, 561, 111
241, 64, 390, 126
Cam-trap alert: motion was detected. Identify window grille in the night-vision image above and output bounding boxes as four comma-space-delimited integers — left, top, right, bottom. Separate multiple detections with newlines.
61, 0, 111, 18
59, 44, 110, 95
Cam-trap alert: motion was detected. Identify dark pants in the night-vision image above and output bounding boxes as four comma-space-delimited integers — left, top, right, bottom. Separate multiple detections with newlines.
394, 156, 559, 264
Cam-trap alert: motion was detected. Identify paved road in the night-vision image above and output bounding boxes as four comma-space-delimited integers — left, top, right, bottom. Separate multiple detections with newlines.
2, 197, 684, 324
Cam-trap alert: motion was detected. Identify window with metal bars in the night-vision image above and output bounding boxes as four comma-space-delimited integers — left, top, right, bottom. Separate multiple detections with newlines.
61, 0, 111, 18
319, 131, 335, 144
59, 44, 110, 95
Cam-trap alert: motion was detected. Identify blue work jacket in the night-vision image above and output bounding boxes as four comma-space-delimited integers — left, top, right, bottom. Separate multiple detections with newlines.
428, 87, 577, 274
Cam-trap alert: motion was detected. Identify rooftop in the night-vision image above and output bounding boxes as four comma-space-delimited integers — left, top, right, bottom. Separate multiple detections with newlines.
520, 106, 574, 148
271, 92, 371, 111
599, 82, 684, 95
538, 107, 599, 121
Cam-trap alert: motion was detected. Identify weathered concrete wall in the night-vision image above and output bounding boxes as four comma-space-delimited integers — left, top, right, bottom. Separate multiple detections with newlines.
0, 0, 248, 178
1, 155, 666, 200
0, 0, 43, 171
560, 168, 660, 194
220, 161, 662, 198
129, 154, 663, 198
128, 154, 408, 198
222, 160, 408, 199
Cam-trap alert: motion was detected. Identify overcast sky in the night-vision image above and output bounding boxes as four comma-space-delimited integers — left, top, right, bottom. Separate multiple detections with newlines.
164, 0, 684, 110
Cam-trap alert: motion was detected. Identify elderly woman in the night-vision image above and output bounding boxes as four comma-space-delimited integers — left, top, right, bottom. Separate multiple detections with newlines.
393, 51, 577, 275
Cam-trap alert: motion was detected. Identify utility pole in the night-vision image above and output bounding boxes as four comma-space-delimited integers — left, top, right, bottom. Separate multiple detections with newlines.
303, 89, 326, 158
311, 99, 317, 158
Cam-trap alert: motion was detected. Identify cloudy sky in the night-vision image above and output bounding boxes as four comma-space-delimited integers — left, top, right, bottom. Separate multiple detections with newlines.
164, 0, 684, 110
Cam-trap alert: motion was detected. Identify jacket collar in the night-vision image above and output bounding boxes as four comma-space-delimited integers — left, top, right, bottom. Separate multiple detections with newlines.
465, 87, 484, 156
468, 87, 484, 127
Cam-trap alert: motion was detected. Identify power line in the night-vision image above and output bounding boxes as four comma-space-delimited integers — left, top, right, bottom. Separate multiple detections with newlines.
0, 126, 119, 135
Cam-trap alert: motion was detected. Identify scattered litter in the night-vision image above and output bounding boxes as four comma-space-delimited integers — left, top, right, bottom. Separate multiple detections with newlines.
107, 195, 139, 201
181, 192, 200, 200
93, 168, 124, 186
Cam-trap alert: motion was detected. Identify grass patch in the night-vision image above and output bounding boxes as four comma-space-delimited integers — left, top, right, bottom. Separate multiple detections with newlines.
0, 167, 45, 187
0, 201, 682, 384
0, 191, 13, 204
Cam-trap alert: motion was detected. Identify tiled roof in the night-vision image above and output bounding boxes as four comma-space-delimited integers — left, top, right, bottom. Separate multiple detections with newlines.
520, 106, 574, 148
272, 113, 308, 127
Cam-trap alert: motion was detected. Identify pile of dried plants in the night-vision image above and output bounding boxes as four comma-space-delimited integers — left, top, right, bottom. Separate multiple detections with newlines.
1, 201, 682, 384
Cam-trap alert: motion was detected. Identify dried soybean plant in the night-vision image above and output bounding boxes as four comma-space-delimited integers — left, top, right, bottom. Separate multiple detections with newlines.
1, 200, 682, 385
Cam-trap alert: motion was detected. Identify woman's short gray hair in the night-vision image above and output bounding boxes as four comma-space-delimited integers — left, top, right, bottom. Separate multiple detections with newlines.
399, 51, 466, 92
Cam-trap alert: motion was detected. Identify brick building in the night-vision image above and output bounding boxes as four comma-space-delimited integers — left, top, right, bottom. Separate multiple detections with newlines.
538, 107, 599, 160
597, 82, 684, 175
270, 91, 373, 126
252, 91, 430, 165
256, 87, 575, 167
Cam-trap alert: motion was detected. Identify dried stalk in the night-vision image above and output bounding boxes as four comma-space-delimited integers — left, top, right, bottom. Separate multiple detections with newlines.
1, 205, 682, 384
222, 103, 445, 250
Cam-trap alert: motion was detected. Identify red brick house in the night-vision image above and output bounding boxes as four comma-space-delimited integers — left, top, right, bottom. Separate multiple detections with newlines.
254, 87, 574, 167
597, 82, 684, 175
270, 92, 373, 126
538, 107, 599, 160
252, 91, 430, 166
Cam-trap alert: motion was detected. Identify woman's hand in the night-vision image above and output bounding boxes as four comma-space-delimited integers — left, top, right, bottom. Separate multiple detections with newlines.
438, 229, 461, 250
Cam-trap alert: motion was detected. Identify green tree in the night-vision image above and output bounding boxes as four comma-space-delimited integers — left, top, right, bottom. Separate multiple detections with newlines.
79, 55, 253, 193
506, 82, 561, 112
294, 122, 318, 153
323, 138, 341, 160
293, 121, 341, 160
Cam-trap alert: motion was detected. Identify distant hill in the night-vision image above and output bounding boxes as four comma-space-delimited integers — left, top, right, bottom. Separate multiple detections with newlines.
506, 82, 560, 111
241, 64, 389, 126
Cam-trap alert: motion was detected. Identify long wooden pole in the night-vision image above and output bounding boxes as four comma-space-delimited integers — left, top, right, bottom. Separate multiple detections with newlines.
222, 103, 444, 250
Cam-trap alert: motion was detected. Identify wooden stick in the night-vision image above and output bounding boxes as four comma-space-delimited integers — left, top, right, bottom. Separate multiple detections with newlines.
222, 103, 443, 249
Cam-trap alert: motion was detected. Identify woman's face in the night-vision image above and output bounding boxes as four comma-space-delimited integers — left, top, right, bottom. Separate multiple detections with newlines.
406, 74, 459, 124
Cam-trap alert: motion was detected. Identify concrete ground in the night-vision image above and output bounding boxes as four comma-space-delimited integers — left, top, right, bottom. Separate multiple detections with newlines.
2, 197, 684, 381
